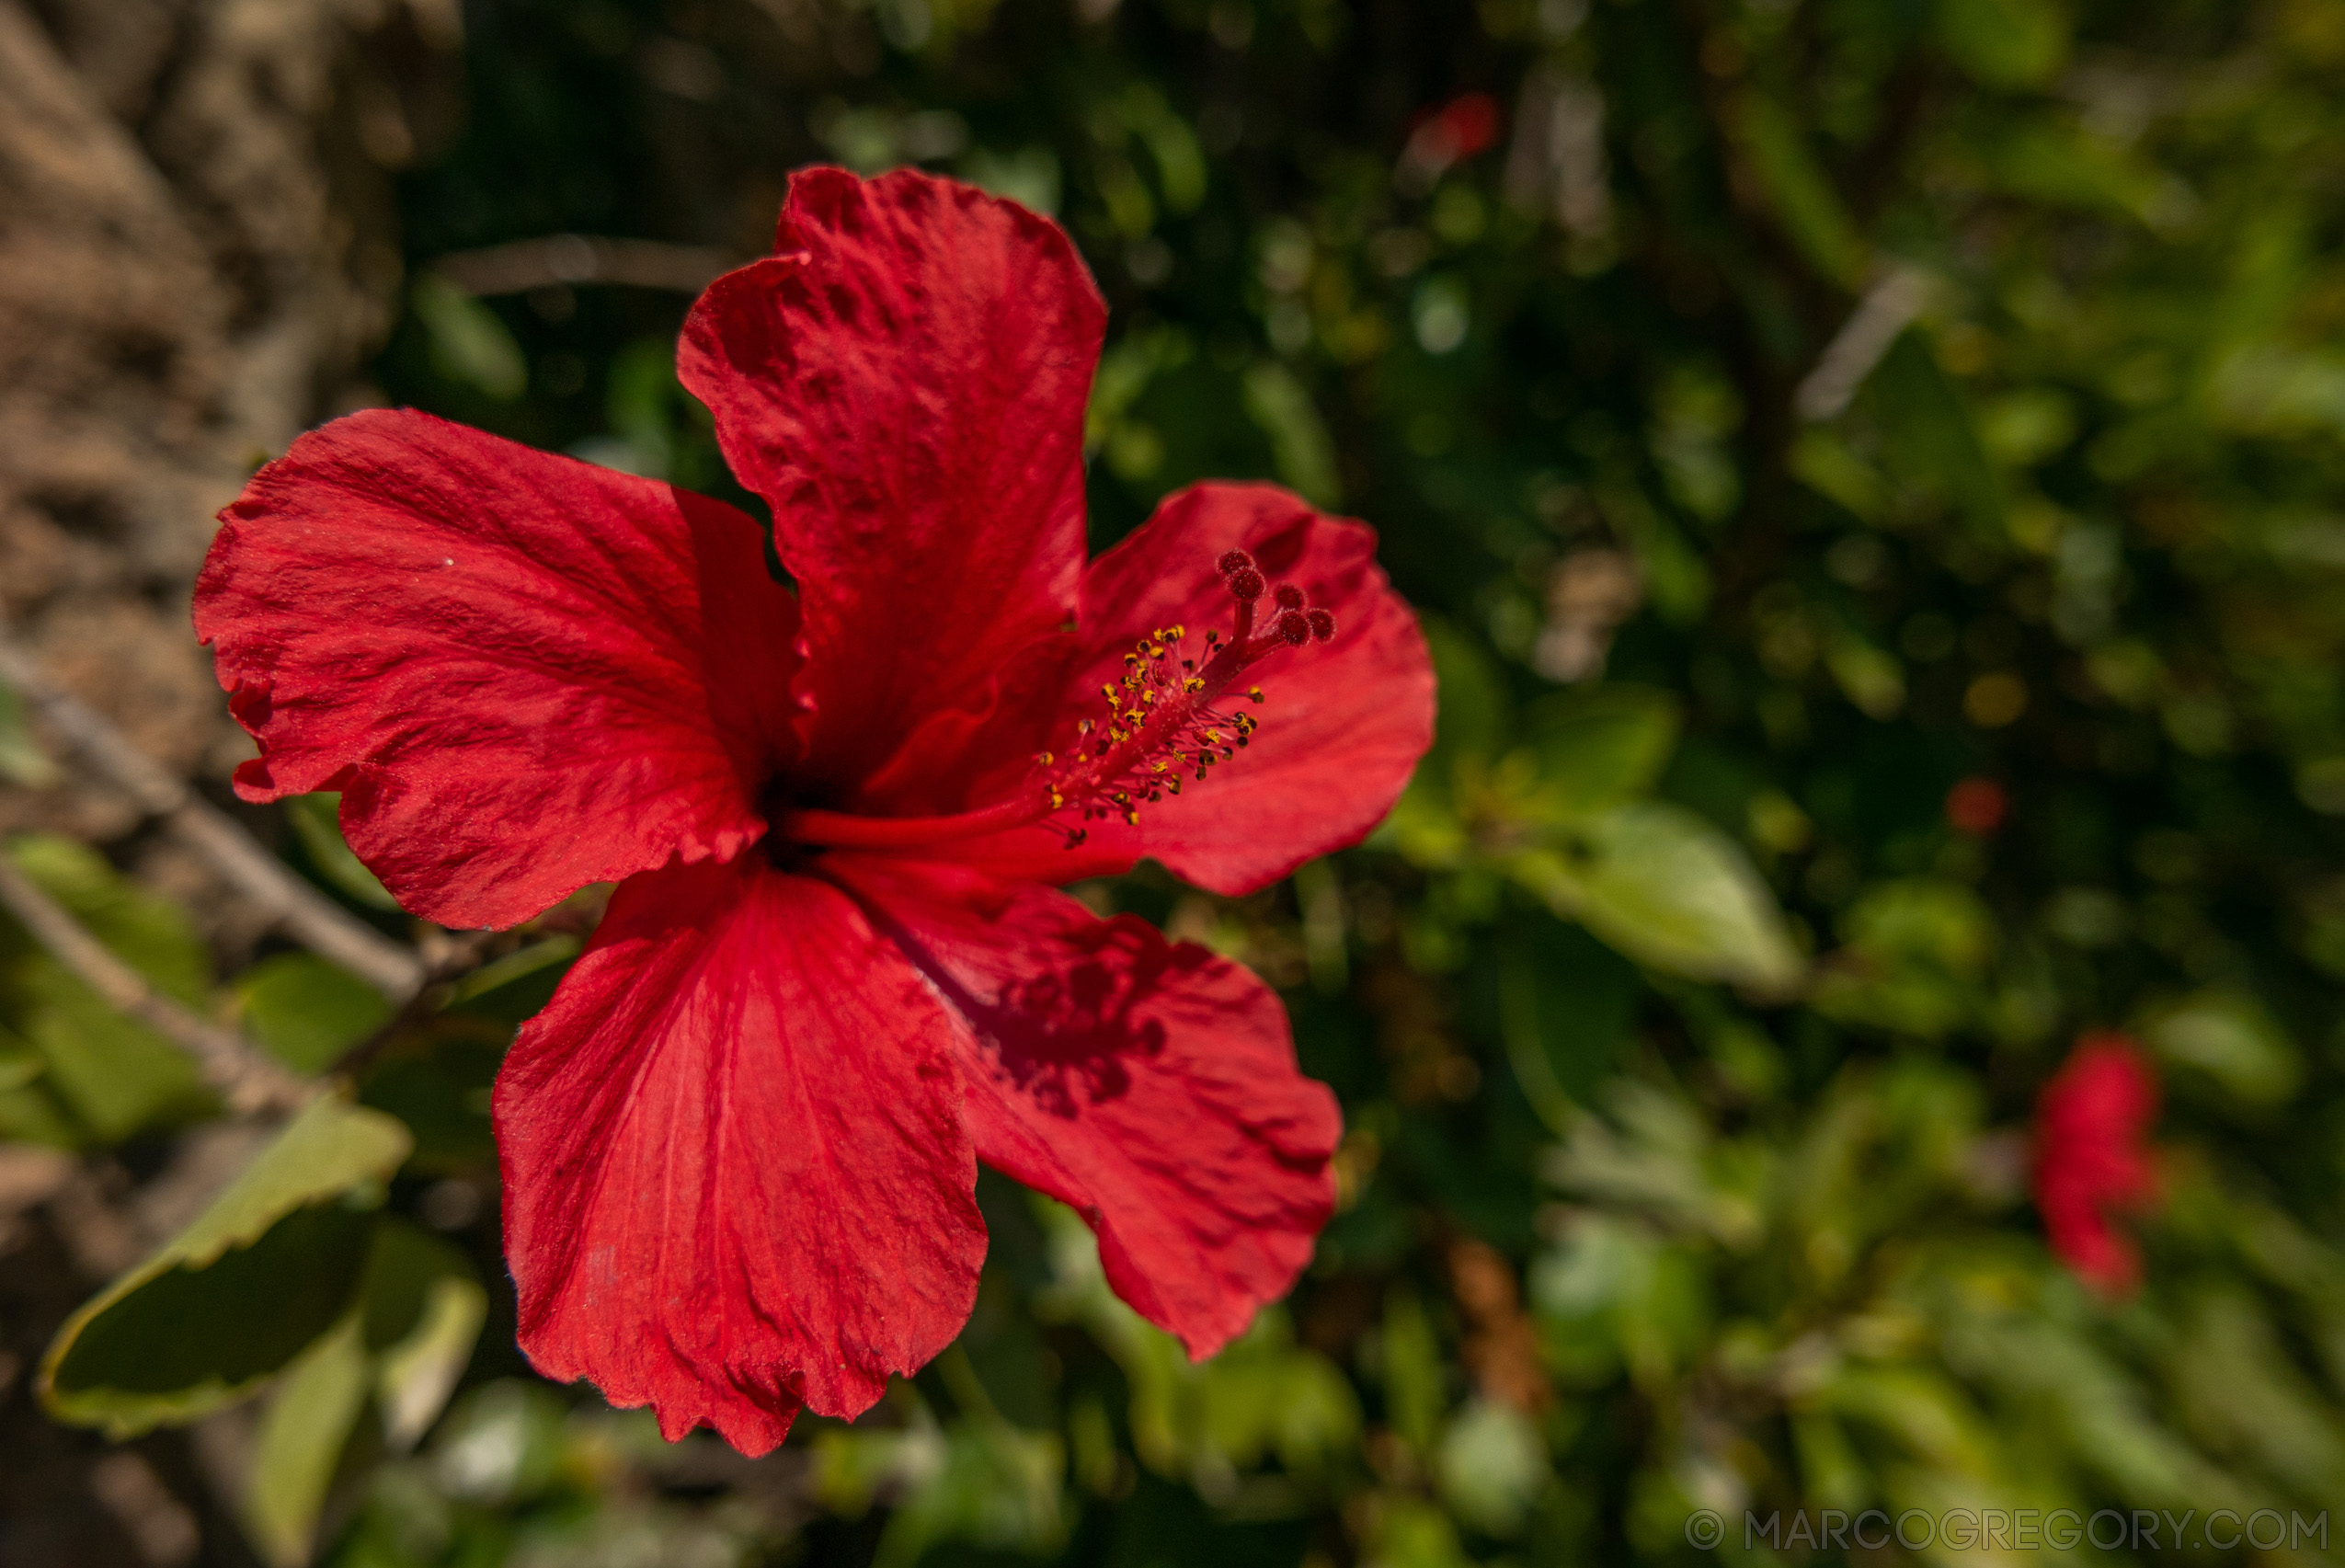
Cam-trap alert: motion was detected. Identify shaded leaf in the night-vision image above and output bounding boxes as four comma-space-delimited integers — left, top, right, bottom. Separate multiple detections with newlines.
1521, 683, 1682, 819
238, 954, 395, 1074
285, 795, 400, 911
40, 1096, 412, 1435
245, 1315, 372, 1568
0, 836, 212, 1141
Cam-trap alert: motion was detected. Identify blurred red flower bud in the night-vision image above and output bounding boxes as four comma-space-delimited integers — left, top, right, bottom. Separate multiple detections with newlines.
1945, 775, 2007, 836
1401, 92, 1504, 175
2032, 1034, 2161, 1295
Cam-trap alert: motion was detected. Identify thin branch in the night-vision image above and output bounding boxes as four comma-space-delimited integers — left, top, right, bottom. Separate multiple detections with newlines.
0, 855, 307, 1114
1794, 267, 1934, 423
0, 631, 427, 999
428, 235, 740, 297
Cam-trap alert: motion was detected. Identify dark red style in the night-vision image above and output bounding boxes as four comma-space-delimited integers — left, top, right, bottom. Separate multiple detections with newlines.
2032, 1033, 2162, 1295
193, 168, 1435, 1454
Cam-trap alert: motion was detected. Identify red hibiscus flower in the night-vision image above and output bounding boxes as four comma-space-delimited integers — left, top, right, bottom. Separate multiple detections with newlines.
2032, 1033, 2161, 1295
192, 168, 1434, 1454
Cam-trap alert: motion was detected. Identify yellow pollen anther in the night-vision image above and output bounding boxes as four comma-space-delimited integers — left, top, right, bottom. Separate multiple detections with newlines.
1184, 677, 1205, 692
1248, 687, 1264, 704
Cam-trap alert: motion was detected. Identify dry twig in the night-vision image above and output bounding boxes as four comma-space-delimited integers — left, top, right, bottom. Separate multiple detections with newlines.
0, 630, 427, 999
1794, 266, 1934, 423
429, 234, 739, 297
0, 856, 306, 1113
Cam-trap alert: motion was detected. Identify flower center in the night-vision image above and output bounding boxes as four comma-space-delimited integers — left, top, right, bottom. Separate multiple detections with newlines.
1034, 549, 1334, 844
775, 550, 1335, 854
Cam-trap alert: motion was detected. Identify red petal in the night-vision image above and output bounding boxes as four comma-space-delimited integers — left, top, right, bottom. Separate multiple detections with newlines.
498, 856, 985, 1453
945, 483, 1433, 894
679, 167, 1104, 799
194, 409, 800, 931
827, 853, 1341, 1358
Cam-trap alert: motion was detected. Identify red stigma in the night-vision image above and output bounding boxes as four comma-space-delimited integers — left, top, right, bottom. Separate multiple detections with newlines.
1273, 583, 1306, 611
1307, 608, 1336, 642
1217, 549, 1256, 577
1227, 567, 1265, 602
1275, 610, 1310, 646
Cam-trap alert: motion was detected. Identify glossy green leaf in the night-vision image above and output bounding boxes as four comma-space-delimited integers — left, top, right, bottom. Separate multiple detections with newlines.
1515, 805, 1805, 994
40, 1096, 412, 1435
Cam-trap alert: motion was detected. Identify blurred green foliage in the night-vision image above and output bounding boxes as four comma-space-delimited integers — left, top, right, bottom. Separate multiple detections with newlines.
13, 0, 2345, 1562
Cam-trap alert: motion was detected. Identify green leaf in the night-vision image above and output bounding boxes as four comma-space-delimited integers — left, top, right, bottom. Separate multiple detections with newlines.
1499, 916, 1640, 1128
1437, 1399, 1550, 1536
1733, 92, 1867, 287
1789, 429, 1891, 521
871, 1413, 1068, 1568
40, 1096, 412, 1435
412, 273, 527, 400
284, 795, 400, 911
1514, 804, 1805, 993
1811, 879, 1996, 1039
1825, 634, 1906, 720
1934, 0, 2071, 87
243, 1220, 486, 1568
1422, 617, 1508, 773
245, 1314, 372, 1568
1382, 619, 1505, 868
362, 1221, 487, 1449
0, 1082, 80, 1146
1521, 683, 1682, 819
1869, 330, 2003, 537
1, 836, 213, 1141
1367, 1496, 1475, 1568
0, 679, 59, 788
1381, 1288, 1446, 1459
0, 1024, 42, 1092
238, 954, 395, 1074
2141, 990, 2303, 1106
1241, 361, 1341, 508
